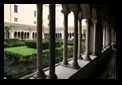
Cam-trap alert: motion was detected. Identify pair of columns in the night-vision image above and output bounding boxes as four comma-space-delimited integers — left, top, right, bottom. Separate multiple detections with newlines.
31, 4, 57, 79
102, 21, 111, 49
61, 9, 81, 69
79, 17, 97, 60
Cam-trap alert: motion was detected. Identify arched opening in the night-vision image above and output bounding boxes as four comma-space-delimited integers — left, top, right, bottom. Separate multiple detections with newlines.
14, 31, 17, 39
21, 32, 24, 40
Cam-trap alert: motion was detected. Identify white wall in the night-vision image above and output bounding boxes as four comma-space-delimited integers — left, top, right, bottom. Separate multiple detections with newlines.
4, 4, 11, 22
43, 5, 49, 28
56, 5, 63, 28
4, 4, 86, 28
4, 4, 37, 26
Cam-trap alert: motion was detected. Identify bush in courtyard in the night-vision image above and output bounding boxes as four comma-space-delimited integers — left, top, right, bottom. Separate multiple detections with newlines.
4, 39, 25, 48
24, 40, 36, 49
55, 39, 63, 47
4, 50, 36, 64
68, 39, 73, 46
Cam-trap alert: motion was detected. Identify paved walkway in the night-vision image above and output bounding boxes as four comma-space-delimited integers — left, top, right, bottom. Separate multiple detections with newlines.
45, 55, 96, 79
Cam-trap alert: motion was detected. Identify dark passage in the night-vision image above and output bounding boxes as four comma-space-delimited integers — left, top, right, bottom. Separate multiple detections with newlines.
93, 50, 116, 79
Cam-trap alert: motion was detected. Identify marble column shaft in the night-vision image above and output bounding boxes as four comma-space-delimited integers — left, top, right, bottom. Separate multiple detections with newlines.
84, 18, 91, 61
47, 4, 57, 79
71, 10, 80, 69
32, 4, 46, 79
78, 18, 83, 59
92, 20, 97, 55
62, 11, 69, 65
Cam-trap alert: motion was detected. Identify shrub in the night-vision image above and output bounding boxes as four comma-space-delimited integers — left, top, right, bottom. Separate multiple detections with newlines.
24, 40, 36, 49
55, 39, 63, 47
4, 39, 25, 48
4, 50, 36, 64
68, 39, 73, 46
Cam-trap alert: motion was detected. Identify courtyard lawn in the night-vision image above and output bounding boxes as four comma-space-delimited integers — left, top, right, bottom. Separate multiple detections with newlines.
4, 46, 36, 56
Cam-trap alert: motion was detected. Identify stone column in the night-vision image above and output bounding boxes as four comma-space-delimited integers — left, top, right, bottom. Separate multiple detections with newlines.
105, 25, 108, 48
31, 4, 46, 79
71, 9, 80, 69
29, 32, 32, 40
102, 28, 105, 49
92, 20, 97, 55
78, 12, 83, 60
104, 28, 106, 49
61, 10, 70, 66
10, 31, 14, 38
83, 18, 91, 61
47, 4, 57, 79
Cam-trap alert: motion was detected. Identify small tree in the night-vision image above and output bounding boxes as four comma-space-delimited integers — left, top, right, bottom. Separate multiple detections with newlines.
82, 26, 86, 39
4, 24, 10, 31
82, 26, 86, 33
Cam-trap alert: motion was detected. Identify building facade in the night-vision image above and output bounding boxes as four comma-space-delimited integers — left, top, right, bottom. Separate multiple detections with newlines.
4, 4, 86, 40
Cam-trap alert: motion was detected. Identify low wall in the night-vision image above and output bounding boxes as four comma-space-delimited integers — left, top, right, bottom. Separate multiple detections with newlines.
69, 46, 113, 79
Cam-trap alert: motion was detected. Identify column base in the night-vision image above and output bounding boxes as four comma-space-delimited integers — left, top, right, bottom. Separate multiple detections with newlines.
60, 62, 71, 67
70, 62, 80, 69
60, 60, 69, 65
46, 74, 58, 79
30, 70, 46, 79
92, 53, 96, 56
83, 54, 92, 61
78, 56, 83, 60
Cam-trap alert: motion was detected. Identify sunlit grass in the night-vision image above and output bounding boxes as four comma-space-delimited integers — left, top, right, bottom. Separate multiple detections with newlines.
4, 46, 37, 56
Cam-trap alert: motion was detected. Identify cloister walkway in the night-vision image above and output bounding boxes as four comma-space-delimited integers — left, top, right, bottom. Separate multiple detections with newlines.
93, 50, 116, 79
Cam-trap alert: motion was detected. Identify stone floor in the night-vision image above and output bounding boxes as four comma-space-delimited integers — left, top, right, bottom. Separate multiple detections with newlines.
18, 55, 96, 79
45, 55, 96, 79
93, 50, 116, 79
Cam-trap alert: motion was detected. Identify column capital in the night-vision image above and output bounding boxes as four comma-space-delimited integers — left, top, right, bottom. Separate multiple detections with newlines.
37, 4, 43, 8
71, 8, 79, 13
61, 10, 70, 15
85, 18, 90, 23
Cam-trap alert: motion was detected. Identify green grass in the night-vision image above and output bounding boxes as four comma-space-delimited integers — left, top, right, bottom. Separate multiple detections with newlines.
4, 46, 36, 56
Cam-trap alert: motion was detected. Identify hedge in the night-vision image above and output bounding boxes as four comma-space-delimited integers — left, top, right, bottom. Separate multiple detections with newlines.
4, 39, 25, 48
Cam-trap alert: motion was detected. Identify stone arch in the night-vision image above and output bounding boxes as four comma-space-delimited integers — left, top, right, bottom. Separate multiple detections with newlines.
35, 32, 37, 39
32, 32, 34, 39
70, 33, 72, 39
80, 4, 90, 18
60, 33, 62, 38
6, 31, 9, 39
18, 32, 20, 40
72, 33, 74, 36
27, 32, 29, 39
14, 31, 17, 39
23, 32, 25, 40
92, 7, 97, 20
21, 31, 24, 40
